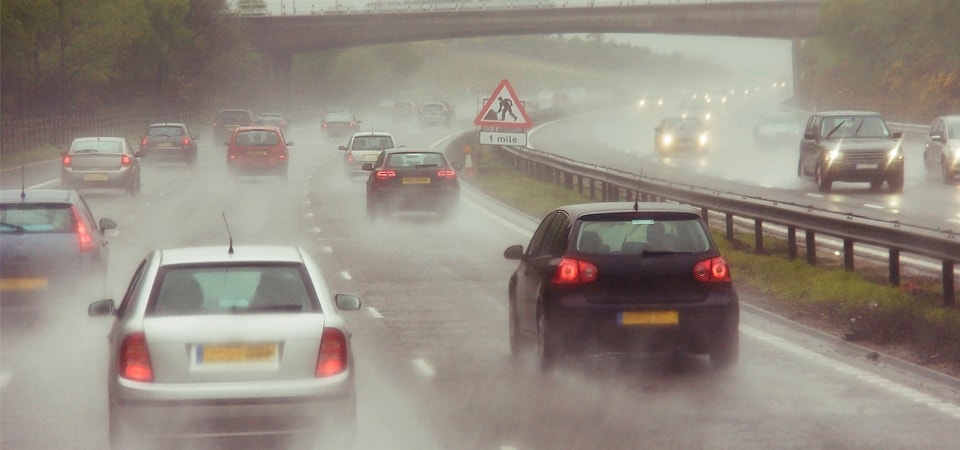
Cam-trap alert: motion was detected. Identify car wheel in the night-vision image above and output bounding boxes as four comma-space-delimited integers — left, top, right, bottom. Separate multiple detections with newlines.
508, 294, 528, 357
815, 164, 832, 192
869, 180, 883, 191
536, 307, 560, 372
127, 176, 140, 196
109, 408, 135, 450
709, 331, 739, 371
888, 167, 905, 192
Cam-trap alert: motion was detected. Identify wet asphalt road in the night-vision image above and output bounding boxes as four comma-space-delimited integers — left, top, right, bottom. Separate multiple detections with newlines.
3, 102, 960, 449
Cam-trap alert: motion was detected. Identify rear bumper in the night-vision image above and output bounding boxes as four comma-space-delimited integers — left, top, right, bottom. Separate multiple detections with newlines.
227, 157, 287, 174
143, 147, 193, 162
369, 188, 459, 211
61, 168, 135, 188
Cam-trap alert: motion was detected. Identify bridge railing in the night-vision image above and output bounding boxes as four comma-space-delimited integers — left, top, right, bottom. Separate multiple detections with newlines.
234, 0, 747, 16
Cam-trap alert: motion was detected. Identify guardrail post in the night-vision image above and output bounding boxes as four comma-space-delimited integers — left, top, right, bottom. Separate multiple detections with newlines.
754, 219, 763, 254
787, 226, 797, 259
943, 261, 955, 307
843, 239, 854, 271
806, 230, 817, 265
725, 213, 734, 240
889, 249, 900, 286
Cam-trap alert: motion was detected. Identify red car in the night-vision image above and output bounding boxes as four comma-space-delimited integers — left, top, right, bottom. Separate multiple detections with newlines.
225, 126, 292, 179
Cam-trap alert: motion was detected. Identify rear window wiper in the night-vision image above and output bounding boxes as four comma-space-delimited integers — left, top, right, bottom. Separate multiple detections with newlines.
642, 250, 694, 256
72, 148, 100, 154
244, 304, 304, 313
416, 164, 439, 168
0, 221, 26, 233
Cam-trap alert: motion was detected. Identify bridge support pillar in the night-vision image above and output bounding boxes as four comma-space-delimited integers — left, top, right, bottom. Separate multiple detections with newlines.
270, 52, 294, 108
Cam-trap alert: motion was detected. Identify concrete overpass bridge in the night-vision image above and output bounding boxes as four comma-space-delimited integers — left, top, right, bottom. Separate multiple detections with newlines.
238, 0, 820, 98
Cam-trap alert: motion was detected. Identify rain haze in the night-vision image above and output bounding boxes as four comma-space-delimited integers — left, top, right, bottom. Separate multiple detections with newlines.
3, 1, 960, 450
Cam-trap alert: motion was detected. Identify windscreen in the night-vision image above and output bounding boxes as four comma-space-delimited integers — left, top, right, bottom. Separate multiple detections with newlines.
576, 216, 711, 255
147, 126, 185, 137
386, 152, 445, 168
149, 264, 316, 316
325, 112, 354, 122
235, 130, 280, 146
821, 116, 889, 139
70, 140, 122, 154
0, 203, 75, 233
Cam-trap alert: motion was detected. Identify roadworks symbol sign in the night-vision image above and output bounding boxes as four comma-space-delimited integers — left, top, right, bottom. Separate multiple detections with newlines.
474, 79, 532, 129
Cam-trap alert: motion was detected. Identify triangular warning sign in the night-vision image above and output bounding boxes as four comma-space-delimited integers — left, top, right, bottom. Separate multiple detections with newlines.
473, 79, 532, 129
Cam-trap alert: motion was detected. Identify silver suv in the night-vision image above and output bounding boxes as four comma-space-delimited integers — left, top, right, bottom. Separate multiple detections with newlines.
797, 111, 904, 192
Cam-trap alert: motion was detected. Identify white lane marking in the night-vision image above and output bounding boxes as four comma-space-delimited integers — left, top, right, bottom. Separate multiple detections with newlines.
949, 218, 960, 226
367, 307, 384, 319
412, 358, 436, 378
461, 196, 533, 239
320, 245, 333, 253
304, 200, 312, 205
310, 227, 322, 233
864, 203, 885, 210
500, 447, 519, 450
743, 326, 960, 420
1, 372, 11, 389
340, 271, 352, 280
31, 180, 60, 189
304, 212, 314, 218
805, 193, 825, 199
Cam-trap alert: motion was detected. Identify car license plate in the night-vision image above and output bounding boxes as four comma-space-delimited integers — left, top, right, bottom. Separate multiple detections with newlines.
619, 310, 679, 326
402, 177, 431, 185
156, 142, 173, 148
197, 343, 278, 364
0, 277, 49, 291
83, 173, 109, 181
855, 163, 878, 170
247, 150, 268, 157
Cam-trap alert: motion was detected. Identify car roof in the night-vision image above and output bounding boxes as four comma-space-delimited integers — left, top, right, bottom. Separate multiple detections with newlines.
351, 131, 393, 138
157, 245, 308, 267
816, 110, 882, 117
381, 148, 441, 155
217, 108, 252, 113
148, 122, 187, 127
555, 202, 702, 220
0, 189, 77, 203
234, 125, 282, 133
71, 136, 124, 142
939, 115, 960, 122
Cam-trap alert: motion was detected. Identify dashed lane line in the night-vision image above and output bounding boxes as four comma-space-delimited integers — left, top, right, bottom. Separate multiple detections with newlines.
367, 307, 384, 319
412, 359, 436, 378
340, 271, 352, 281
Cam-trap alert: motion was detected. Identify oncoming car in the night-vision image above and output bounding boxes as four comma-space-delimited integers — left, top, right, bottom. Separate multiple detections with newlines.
225, 126, 292, 179
923, 115, 960, 184
504, 202, 739, 372
753, 112, 804, 147
87, 245, 362, 449
363, 148, 461, 219
654, 117, 709, 156
60, 136, 142, 195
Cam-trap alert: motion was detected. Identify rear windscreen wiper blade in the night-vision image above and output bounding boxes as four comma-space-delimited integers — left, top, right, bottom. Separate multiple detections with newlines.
72, 149, 100, 154
245, 304, 304, 312
0, 221, 26, 232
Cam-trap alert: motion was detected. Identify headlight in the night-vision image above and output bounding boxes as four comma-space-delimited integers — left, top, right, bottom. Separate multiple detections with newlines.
704, 112, 712, 121
826, 148, 841, 163
662, 134, 674, 146
699, 133, 708, 145
887, 146, 903, 161
952, 146, 960, 162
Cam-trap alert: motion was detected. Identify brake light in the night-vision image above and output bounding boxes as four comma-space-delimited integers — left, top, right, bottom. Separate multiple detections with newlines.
321, 122, 328, 128
72, 207, 96, 252
62, 154, 72, 167
552, 257, 598, 285
346, 151, 355, 162
437, 169, 456, 179
375, 170, 396, 181
119, 333, 154, 382
140, 136, 149, 149
121, 154, 133, 167
693, 257, 731, 283
316, 328, 349, 377
349, 123, 356, 128
181, 136, 191, 146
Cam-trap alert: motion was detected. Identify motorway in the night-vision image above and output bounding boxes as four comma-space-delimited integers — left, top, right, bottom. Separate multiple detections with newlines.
3, 97, 960, 449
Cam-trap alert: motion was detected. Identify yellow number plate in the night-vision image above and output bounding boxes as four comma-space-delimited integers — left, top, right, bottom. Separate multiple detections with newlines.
0, 278, 49, 291
619, 311, 679, 326
247, 150, 268, 157
402, 177, 431, 185
200, 343, 277, 364
84, 173, 109, 181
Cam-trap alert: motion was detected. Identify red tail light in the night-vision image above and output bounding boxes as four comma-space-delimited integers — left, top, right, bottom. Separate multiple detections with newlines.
375, 170, 396, 181
316, 328, 349, 377
349, 122, 356, 128
321, 122, 328, 128
181, 136, 191, 147
121, 154, 133, 167
346, 151, 355, 162
140, 136, 149, 149
693, 257, 731, 283
72, 207, 96, 252
62, 154, 72, 167
437, 169, 456, 179
552, 257, 598, 285
119, 333, 154, 382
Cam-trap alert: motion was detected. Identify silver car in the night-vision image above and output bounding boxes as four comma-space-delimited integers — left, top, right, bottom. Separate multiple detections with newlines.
923, 115, 960, 184
339, 131, 396, 175
88, 245, 361, 449
61, 136, 142, 195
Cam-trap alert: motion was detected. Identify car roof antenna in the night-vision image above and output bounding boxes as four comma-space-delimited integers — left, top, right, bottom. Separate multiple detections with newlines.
633, 169, 643, 212
222, 213, 234, 254
20, 166, 26, 201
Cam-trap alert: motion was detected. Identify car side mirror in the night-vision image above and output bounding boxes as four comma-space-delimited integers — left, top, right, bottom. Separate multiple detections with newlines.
503, 244, 524, 260
99, 218, 117, 233
890, 131, 902, 139
334, 293, 361, 310
339, 146, 347, 151
803, 131, 816, 140
361, 163, 374, 171
452, 163, 463, 170
88, 299, 116, 317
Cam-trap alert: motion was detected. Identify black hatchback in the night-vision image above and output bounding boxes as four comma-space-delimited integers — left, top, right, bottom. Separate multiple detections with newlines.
504, 202, 739, 371
363, 149, 461, 219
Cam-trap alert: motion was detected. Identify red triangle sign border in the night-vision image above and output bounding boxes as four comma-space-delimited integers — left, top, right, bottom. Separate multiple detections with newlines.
473, 79, 532, 129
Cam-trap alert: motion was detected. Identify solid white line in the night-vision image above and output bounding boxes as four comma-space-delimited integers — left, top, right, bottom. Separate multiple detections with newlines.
304, 212, 314, 218
805, 193, 825, 199
339, 271, 351, 280
461, 195, 533, 239
1, 372, 11, 390
31, 180, 60, 189
367, 307, 384, 319
742, 326, 960, 420
864, 203, 885, 210
412, 358, 436, 378
320, 245, 333, 253
310, 227, 322, 233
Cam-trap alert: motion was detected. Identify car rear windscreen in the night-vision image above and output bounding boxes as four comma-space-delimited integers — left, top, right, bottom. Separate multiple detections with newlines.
70, 140, 123, 154
576, 216, 711, 255
149, 265, 317, 316
147, 126, 185, 137
217, 111, 251, 124
0, 204, 75, 233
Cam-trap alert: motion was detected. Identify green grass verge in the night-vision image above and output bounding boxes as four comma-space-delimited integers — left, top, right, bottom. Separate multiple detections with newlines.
454, 142, 960, 374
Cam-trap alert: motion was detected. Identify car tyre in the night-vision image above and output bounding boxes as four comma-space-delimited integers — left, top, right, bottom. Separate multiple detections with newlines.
815, 163, 832, 192
709, 331, 739, 371
536, 308, 560, 373
127, 176, 141, 196
109, 409, 136, 450
888, 167, 905, 192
